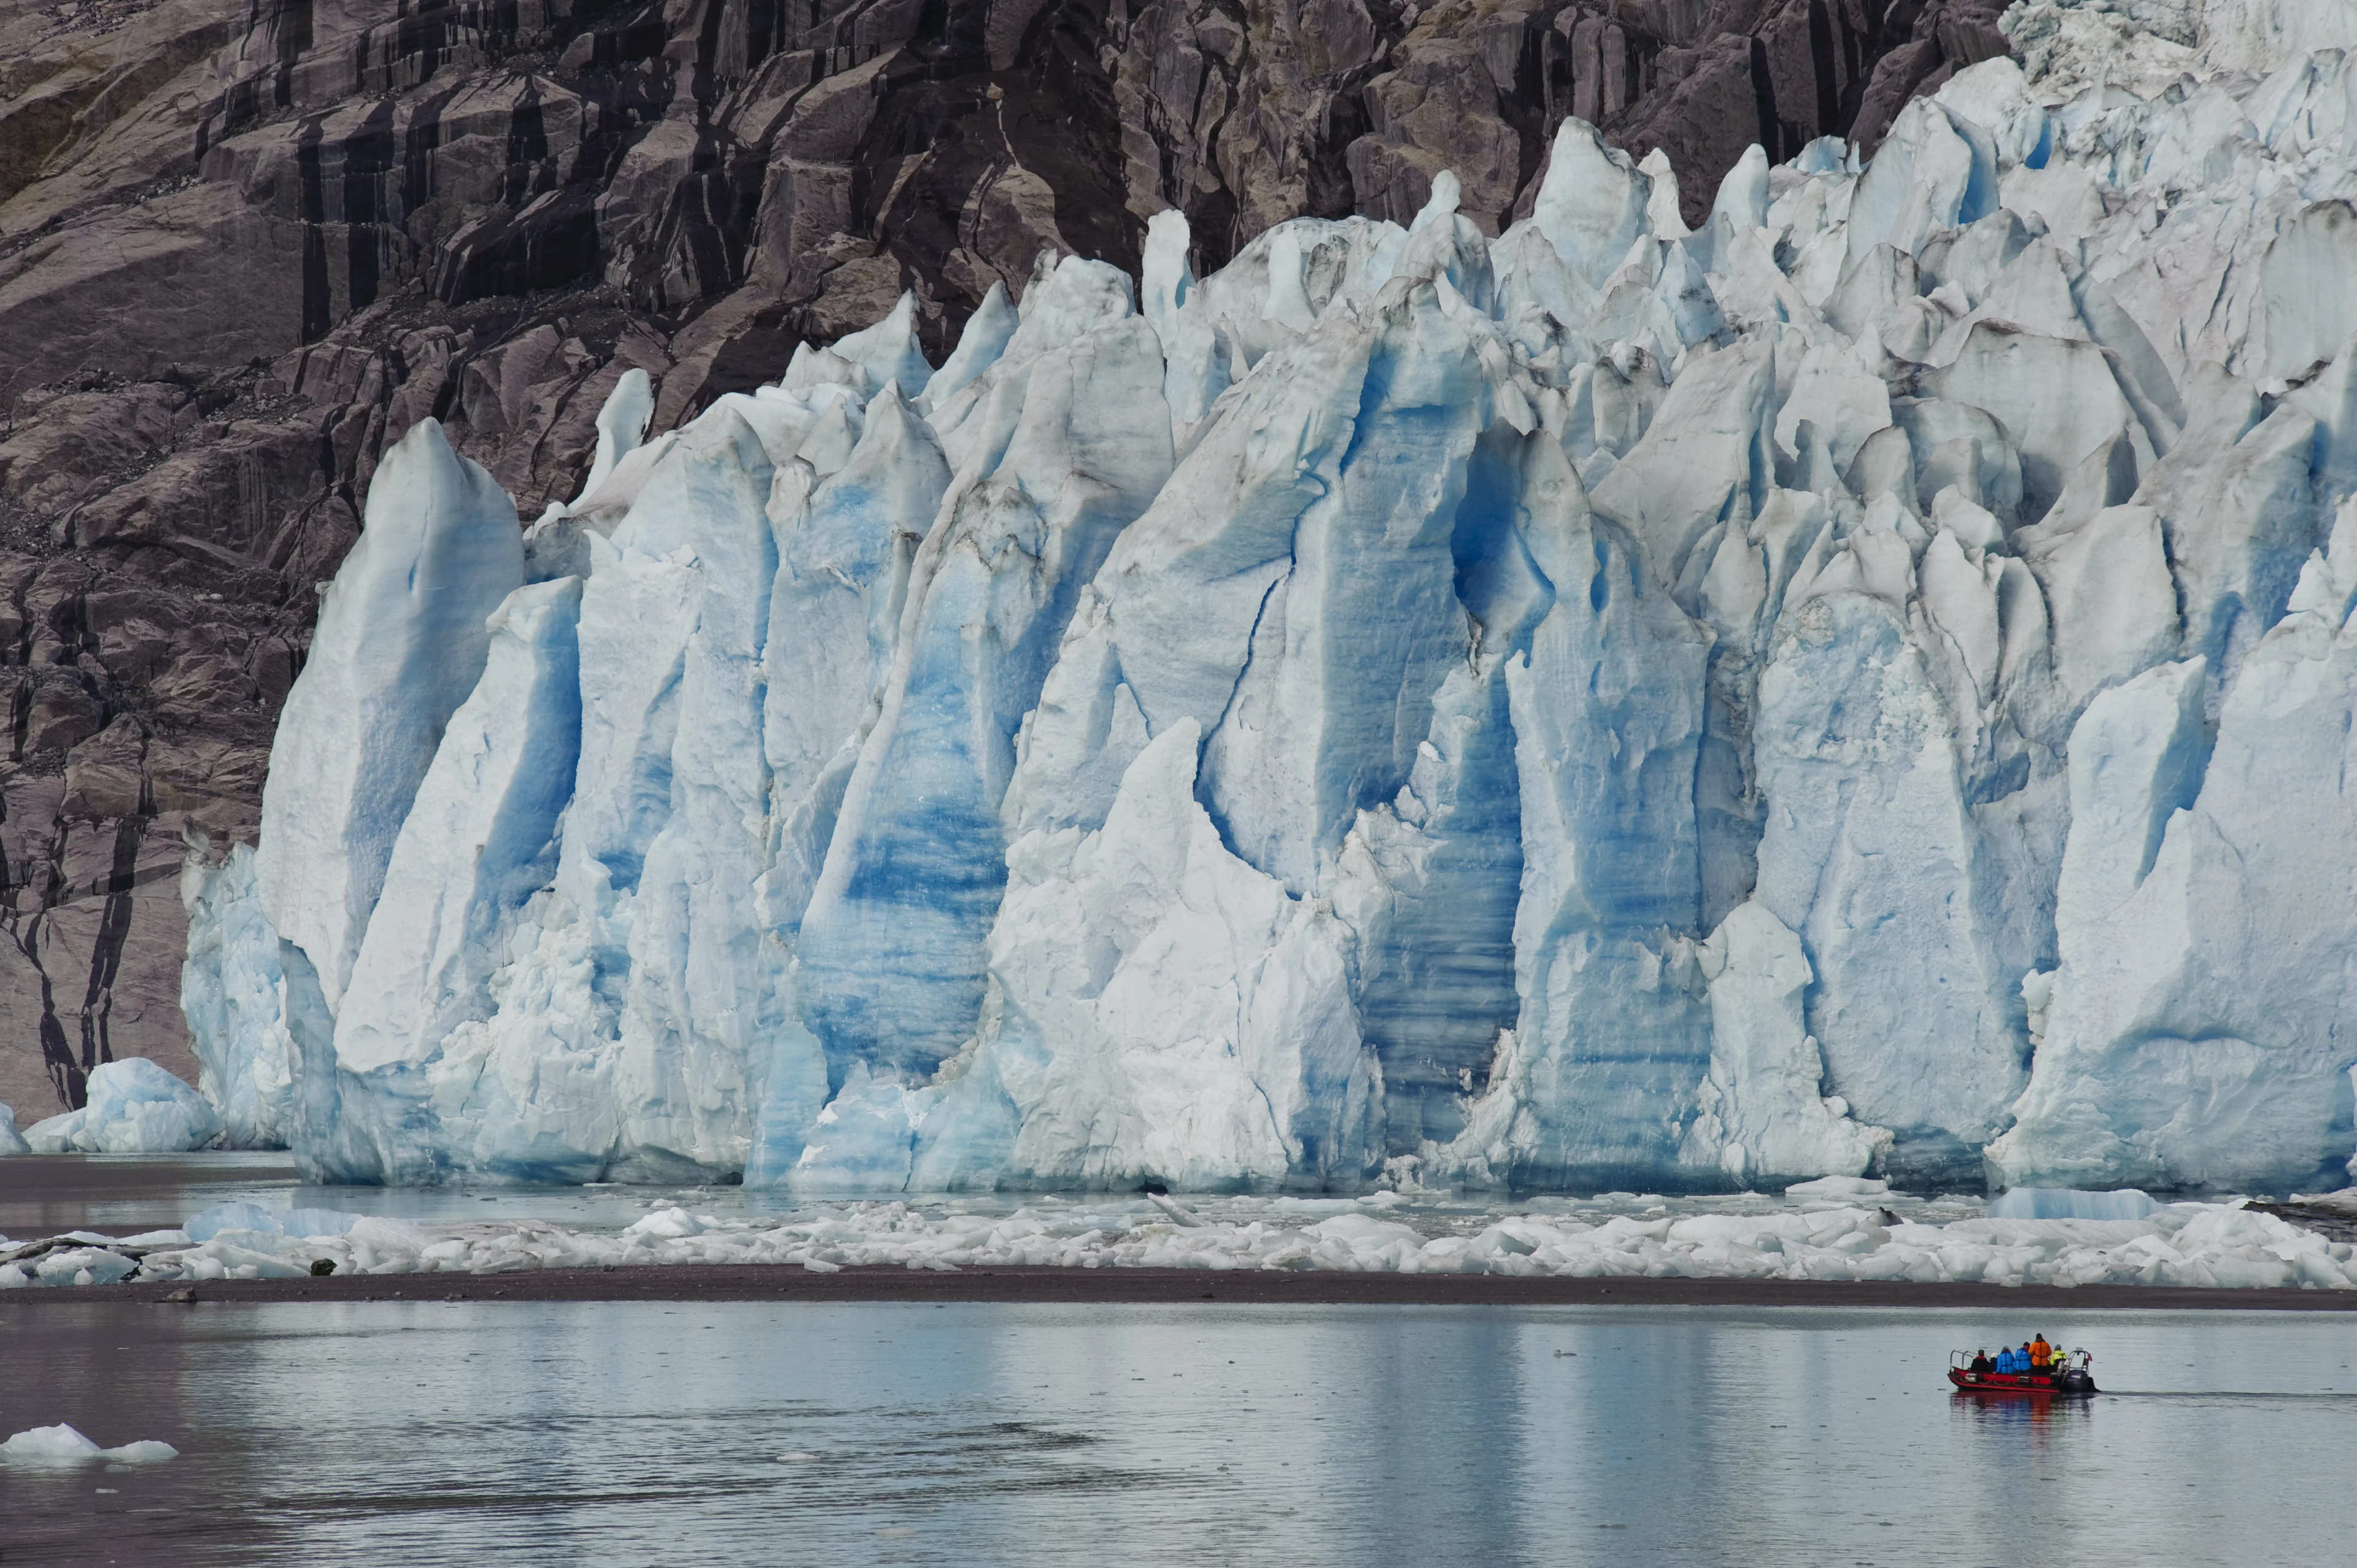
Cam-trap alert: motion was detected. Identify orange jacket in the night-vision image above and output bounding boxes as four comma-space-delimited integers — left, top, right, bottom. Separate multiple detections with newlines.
2029, 1338, 2053, 1369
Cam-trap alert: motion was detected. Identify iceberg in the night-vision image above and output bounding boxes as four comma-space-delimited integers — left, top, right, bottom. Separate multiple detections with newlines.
176, 2, 2357, 1194
23, 1059, 220, 1155
0, 1426, 177, 1464
182, 1203, 365, 1243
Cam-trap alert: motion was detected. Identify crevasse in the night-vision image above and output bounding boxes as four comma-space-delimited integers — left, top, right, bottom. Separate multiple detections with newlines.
182, 5, 2357, 1193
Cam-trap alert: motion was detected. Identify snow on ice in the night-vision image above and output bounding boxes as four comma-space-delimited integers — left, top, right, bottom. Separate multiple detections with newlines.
161, 0, 2357, 1197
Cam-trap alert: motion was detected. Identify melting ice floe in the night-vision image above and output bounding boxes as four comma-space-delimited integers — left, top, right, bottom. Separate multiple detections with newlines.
177, 1, 2357, 1195
3, 1189, 2355, 1291
0, 1426, 177, 1464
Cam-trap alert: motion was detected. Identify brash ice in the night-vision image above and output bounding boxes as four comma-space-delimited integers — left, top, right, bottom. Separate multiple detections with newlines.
177, 0, 2357, 1194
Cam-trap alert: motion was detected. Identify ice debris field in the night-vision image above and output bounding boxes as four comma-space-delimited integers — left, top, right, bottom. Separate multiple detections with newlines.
6, 1183, 2357, 1292
84, 0, 2357, 1200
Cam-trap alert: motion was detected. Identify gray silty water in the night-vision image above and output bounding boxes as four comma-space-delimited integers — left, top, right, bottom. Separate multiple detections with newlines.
2, 1302, 2352, 1566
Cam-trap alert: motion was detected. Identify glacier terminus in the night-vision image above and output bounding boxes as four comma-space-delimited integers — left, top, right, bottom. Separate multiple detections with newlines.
172, 0, 2357, 1198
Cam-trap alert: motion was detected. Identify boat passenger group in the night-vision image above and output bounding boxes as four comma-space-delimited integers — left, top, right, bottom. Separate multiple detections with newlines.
1970, 1335, 2061, 1375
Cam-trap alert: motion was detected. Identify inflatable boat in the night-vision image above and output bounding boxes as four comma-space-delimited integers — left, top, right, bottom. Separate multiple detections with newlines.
1948, 1348, 2098, 1394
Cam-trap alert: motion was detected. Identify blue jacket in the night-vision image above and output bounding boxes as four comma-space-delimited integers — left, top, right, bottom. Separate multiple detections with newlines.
1995, 1349, 2020, 1373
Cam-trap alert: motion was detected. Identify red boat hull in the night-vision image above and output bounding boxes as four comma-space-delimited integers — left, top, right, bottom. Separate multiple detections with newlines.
1949, 1368, 2096, 1394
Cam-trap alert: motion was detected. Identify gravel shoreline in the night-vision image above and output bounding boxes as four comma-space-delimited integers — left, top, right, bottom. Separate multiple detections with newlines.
9, 1267, 2357, 1310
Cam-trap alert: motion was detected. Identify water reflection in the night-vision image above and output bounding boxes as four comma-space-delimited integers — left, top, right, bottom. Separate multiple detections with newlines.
3, 1302, 2351, 1567
1949, 1388, 2097, 1436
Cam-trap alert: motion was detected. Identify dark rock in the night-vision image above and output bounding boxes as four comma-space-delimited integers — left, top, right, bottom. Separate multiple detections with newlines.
0, 0, 2003, 1118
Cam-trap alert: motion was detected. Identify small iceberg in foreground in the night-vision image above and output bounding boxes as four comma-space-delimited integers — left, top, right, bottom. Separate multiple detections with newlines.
0, 1425, 178, 1464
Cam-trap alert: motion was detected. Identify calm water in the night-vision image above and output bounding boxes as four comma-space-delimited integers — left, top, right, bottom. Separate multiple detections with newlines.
2, 1299, 2351, 1566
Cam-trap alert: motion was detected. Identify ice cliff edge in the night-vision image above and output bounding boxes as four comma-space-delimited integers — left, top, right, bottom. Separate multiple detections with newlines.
183, 4, 2357, 1194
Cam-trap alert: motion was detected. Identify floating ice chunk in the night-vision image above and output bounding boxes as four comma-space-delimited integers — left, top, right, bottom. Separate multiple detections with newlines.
1987, 1188, 2159, 1221
1782, 1175, 1890, 1199
180, 1203, 365, 1243
3, 1426, 99, 1461
24, 1060, 220, 1155
277, 1208, 365, 1239
101, 1440, 180, 1464
620, 1206, 706, 1240
184, 1202, 284, 1242
1, 1426, 177, 1464
0, 1104, 26, 1157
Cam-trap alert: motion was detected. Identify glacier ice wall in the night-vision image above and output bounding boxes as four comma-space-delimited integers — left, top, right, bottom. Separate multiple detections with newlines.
183, 4, 2357, 1192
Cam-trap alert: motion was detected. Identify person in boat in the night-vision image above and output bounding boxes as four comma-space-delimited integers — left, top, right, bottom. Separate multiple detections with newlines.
1971, 1349, 1992, 1373
2029, 1334, 2053, 1372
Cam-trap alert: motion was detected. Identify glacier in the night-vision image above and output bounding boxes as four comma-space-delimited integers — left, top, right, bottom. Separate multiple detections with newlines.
175, 0, 2357, 1195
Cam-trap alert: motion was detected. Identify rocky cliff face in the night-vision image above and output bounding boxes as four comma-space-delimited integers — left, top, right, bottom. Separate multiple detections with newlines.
0, 0, 2002, 1119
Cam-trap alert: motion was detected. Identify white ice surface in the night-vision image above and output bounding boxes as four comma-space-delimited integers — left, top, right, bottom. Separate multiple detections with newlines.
180, 1, 2357, 1194
252, 419, 522, 1018
0, 1426, 177, 1464
5, 1190, 2348, 1294
23, 1059, 219, 1154
179, 844, 295, 1149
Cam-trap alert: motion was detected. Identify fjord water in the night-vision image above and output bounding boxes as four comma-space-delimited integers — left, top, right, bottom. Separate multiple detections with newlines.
3, 1300, 2349, 1567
